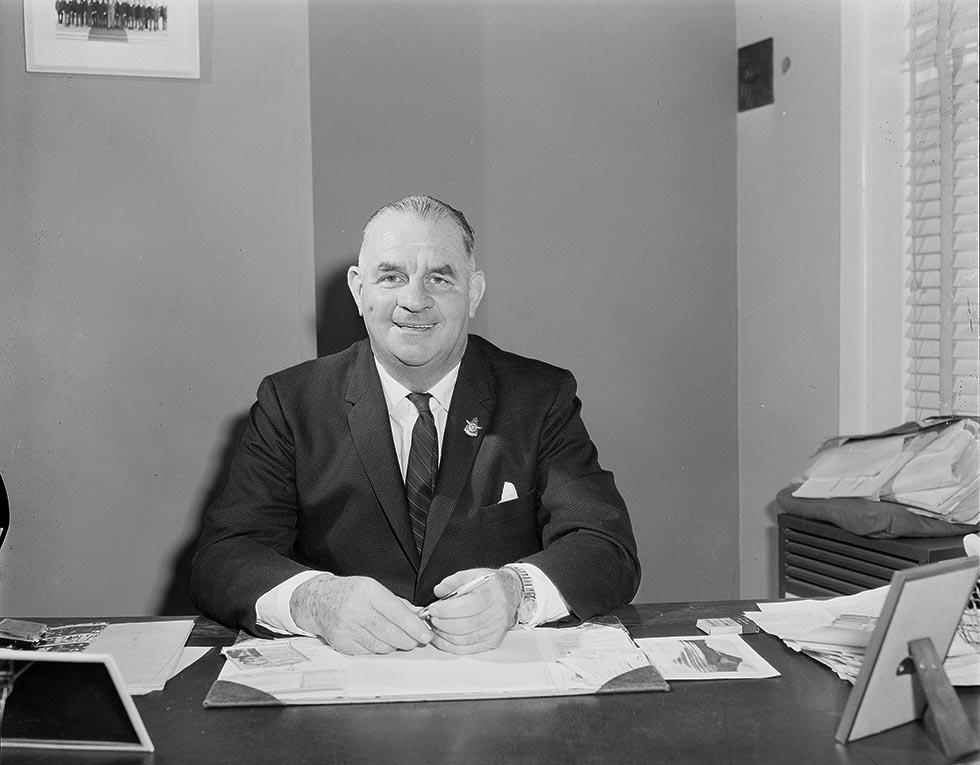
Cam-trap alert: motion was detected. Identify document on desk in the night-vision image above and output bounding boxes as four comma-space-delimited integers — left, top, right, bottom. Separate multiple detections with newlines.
37, 620, 198, 695
747, 588, 888, 646
746, 590, 980, 686
84, 620, 196, 695
635, 635, 780, 680
203, 620, 668, 707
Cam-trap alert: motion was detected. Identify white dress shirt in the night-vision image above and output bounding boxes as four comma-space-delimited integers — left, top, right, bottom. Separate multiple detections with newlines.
255, 358, 569, 635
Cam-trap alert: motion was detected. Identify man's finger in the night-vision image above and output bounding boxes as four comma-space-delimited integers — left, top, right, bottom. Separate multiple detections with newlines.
363, 610, 430, 652
368, 597, 434, 647
425, 592, 487, 621
431, 623, 501, 647
428, 608, 491, 636
432, 568, 495, 599
430, 631, 506, 655
432, 573, 468, 599
327, 628, 374, 656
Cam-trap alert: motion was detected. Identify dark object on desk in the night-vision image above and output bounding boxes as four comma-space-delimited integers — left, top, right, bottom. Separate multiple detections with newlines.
777, 484, 978, 539
0, 471, 8, 549
0, 649, 153, 752
835, 557, 979, 760
778, 514, 968, 598
0, 619, 47, 650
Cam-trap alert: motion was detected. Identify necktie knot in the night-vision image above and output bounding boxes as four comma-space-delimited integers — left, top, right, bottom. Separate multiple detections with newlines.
407, 392, 432, 414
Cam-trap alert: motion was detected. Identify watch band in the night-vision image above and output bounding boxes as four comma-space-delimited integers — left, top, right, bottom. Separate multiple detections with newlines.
505, 564, 537, 625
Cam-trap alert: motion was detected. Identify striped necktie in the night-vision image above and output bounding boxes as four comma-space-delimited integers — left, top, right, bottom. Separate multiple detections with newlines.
405, 392, 437, 554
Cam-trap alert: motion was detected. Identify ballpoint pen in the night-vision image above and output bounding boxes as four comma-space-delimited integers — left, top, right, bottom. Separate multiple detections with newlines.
418, 573, 494, 620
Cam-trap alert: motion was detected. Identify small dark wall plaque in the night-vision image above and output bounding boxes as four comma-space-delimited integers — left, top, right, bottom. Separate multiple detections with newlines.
738, 38, 773, 112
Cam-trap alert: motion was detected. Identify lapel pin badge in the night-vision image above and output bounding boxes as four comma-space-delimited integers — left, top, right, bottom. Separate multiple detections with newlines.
463, 417, 483, 437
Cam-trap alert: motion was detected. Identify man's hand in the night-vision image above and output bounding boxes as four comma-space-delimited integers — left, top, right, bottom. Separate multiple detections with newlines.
290, 574, 433, 655
426, 567, 522, 655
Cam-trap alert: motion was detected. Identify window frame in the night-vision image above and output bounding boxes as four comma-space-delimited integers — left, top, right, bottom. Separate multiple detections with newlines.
838, 0, 908, 433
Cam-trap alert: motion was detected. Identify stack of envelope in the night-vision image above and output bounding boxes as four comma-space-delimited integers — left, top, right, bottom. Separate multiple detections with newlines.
39, 620, 202, 695
793, 417, 979, 526
745, 589, 979, 686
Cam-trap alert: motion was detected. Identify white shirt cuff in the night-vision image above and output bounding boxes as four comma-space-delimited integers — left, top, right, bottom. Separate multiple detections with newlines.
512, 562, 570, 627
254, 569, 324, 636
256, 564, 570, 634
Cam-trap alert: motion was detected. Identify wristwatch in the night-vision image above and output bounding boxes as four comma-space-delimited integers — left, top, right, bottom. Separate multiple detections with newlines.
505, 564, 537, 625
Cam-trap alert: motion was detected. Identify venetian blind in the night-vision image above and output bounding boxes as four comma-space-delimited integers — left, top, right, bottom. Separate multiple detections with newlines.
905, 0, 979, 419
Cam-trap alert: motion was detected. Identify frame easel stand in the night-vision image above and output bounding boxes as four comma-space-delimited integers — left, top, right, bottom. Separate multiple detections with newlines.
902, 637, 978, 761
834, 557, 980, 759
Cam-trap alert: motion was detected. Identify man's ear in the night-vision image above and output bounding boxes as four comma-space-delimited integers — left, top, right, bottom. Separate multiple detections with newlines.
468, 270, 486, 318
347, 266, 364, 316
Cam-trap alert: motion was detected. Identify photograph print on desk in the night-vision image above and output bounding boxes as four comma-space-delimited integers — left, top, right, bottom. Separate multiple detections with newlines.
636, 634, 780, 680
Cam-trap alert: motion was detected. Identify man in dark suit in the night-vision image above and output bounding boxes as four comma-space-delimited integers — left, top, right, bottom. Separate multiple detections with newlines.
190, 195, 639, 655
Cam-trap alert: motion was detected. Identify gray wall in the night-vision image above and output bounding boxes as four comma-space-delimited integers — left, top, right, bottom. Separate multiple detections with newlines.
0, 1, 317, 615
737, 0, 842, 597
1, 0, 840, 616
310, 0, 739, 604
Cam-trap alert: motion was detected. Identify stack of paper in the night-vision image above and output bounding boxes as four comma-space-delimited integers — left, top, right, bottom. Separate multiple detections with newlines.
84, 621, 198, 694
890, 421, 979, 523
40, 620, 207, 695
793, 418, 979, 525
745, 589, 980, 686
204, 620, 667, 707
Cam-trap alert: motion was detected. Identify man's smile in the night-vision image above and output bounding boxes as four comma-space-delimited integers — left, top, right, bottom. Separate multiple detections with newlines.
393, 321, 435, 331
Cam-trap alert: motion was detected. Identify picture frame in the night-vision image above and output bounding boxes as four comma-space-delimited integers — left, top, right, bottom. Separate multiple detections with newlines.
23, 0, 199, 79
0, 649, 154, 752
834, 556, 979, 759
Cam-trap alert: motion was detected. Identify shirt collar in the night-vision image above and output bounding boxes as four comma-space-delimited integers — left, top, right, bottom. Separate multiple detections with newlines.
374, 358, 461, 414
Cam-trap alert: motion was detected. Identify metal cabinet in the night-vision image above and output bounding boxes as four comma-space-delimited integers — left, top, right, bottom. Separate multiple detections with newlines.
778, 514, 967, 598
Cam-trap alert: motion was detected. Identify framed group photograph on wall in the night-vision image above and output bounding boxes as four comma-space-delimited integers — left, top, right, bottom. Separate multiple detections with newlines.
23, 0, 200, 79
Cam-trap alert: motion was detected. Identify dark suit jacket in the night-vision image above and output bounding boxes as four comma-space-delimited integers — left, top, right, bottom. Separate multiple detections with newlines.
190, 335, 640, 633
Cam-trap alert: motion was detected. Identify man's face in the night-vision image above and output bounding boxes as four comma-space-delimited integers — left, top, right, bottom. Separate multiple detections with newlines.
348, 211, 486, 387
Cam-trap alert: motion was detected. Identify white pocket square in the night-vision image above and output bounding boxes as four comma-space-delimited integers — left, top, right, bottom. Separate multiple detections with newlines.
500, 482, 518, 502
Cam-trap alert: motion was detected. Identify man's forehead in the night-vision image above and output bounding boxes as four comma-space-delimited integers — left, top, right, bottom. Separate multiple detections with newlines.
367, 211, 465, 254
377, 236, 460, 254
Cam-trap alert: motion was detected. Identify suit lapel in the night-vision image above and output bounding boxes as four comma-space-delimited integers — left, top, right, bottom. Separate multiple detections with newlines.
345, 344, 420, 570
420, 342, 494, 570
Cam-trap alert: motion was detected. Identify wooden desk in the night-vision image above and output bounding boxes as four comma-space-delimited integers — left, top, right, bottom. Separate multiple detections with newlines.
3, 603, 977, 764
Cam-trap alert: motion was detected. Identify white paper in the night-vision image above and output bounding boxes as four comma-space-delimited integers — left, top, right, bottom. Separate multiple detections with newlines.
85, 620, 194, 695
749, 587, 889, 640
172, 646, 212, 677
636, 634, 779, 680
750, 590, 980, 686
792, 420, 979, 523
211, 623, 653, 704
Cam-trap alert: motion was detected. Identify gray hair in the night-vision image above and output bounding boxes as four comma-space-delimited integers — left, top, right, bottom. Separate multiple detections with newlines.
359, 195, 475, 265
